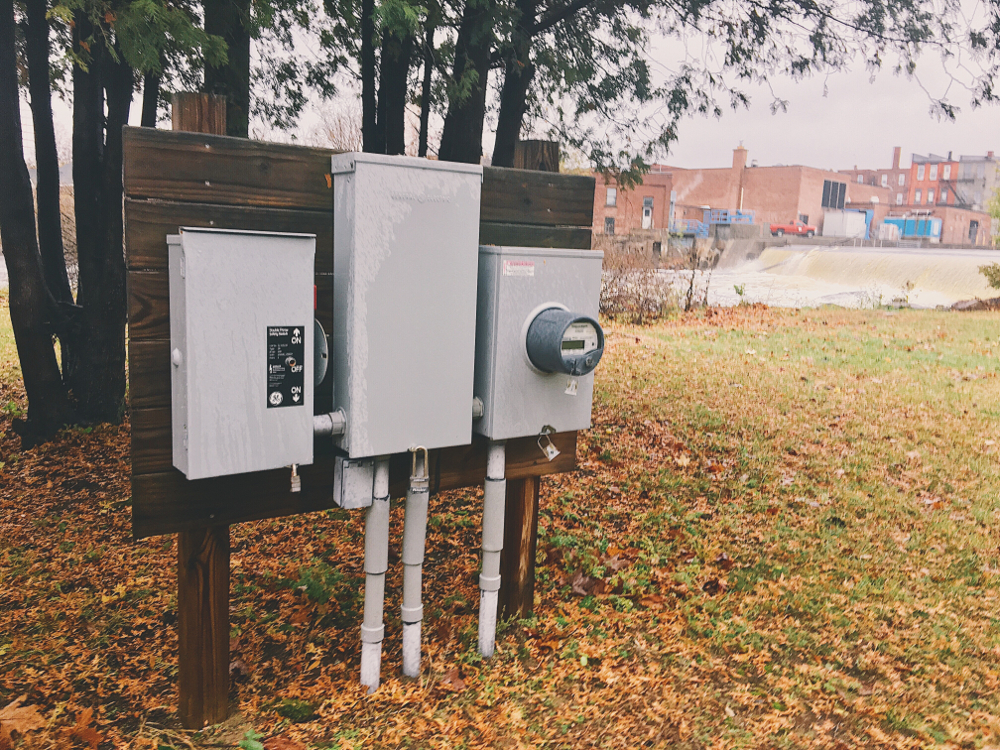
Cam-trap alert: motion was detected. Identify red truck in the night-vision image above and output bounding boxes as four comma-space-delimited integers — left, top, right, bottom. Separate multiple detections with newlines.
770, 220, 816, 237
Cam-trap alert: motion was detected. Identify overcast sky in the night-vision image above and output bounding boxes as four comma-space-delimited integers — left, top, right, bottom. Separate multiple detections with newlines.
18, 15, 1000, 176
657, 64, 999, 172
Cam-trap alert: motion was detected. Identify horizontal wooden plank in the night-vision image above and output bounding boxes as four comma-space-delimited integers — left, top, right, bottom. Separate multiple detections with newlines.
123, 127, 336, 210
123, 128, 596, 229
481, 167, 595, 228
480, 222, 592, 250
132, 432, 577, 539
128, 271, 333, 342
125, 199, 333, 271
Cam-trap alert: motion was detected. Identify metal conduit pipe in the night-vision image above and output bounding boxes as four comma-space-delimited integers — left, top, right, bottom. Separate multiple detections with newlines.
478, 440, 506, 658
360, 457, 390, 693
401, 448, 430, 678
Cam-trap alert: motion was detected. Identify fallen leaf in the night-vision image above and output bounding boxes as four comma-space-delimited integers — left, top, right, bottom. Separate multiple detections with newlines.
265, 737, 306, 750
439, 667, 466, 692
0, 697, 45, 736
714, 552, 734, 571
675, 454, 691, 468
69, 708, 102, 750
230, 658, 250, 680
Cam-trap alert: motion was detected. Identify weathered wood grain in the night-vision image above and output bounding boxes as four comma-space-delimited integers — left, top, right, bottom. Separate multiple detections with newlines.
124, 127, 336, 210
124, 128, 595, 228
499, 476, 541, 618
132, 432, 576, 538
177, 524, 229, 728
125, 199, 333, 271
481, 167, 595, 228
479, 222, 592, 250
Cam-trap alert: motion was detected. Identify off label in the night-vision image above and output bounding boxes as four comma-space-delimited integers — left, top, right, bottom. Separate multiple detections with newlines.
267, 326, 305, 408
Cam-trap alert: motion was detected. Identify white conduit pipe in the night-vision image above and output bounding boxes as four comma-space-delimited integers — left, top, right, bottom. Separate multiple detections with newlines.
401, 448, 430, 678
478, 440, 506, 658
360, 457, 390, 693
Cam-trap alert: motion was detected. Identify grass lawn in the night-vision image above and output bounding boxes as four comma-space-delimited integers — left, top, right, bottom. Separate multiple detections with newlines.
2, 299, 1000, 749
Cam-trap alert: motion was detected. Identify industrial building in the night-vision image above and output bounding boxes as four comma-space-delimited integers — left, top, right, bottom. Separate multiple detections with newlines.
592, 146, 994, 246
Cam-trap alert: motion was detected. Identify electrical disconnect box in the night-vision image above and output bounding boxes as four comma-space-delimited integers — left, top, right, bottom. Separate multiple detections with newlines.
168, 228, 316, 480
330, 153, 483, 458
474, 246, 604, 441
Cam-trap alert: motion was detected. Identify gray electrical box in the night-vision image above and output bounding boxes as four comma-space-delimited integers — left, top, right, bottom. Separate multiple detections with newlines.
330, 153, 482, 457
168, 228, 316, 480
473, 246, 604, 441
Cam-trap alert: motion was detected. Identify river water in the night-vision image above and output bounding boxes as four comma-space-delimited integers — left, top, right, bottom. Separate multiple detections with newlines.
684, 245, 1000, 309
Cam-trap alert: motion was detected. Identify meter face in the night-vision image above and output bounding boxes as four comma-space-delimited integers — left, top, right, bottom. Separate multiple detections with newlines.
561, 322, 600, 355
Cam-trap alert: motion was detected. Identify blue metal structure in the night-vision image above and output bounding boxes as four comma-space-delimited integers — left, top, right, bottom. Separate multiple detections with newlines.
883, 216, 942, 240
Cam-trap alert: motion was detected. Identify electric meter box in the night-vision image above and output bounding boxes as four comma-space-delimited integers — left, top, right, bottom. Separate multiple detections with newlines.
473, 245, 604, 441
168, 227, 316, 480
330, 153, 483, 458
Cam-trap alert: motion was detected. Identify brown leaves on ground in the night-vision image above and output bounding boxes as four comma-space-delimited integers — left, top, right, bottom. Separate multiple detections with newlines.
4, 306, 1000, 748
0, 696, 45, 749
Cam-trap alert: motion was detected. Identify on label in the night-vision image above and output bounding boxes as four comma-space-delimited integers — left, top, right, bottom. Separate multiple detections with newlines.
503, 259, 535, 277
267, 325, 305, 408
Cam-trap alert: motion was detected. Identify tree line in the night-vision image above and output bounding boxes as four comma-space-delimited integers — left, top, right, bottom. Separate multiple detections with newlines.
0, 0, 998, 445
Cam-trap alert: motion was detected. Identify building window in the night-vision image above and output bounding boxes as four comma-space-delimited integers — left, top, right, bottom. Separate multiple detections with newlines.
896, 193, 903, 205
940, 187, 948, 203
898, 174, 905, 186
857, 174, 864, 183
606, 188, 617, 207
652, 241, 662, 259
917, 165, 925, 180
915, 189, 922, 203
604, 217, 615, 234
929, 164, 938, 180
880, 174, 888, 187
821, 180, 846, 209
943, 165, 951, 180
927, 189, 934, 204
799, 214, 809, 224
970, 220, 980, 243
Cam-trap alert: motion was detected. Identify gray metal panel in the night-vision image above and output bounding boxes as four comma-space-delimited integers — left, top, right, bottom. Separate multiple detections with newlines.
331, 154, 482, 457
473, 246, 604, 441
169, 228, 315, 479
333, 455, 375, 509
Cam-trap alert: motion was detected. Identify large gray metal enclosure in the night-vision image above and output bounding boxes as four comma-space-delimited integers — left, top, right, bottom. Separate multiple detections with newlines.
330, 153, 483, 458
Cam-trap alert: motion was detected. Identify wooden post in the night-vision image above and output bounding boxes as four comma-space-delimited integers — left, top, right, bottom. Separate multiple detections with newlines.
172, 92, 231, 729
171, 92, 227, 136
499, 476, 541, 618
177, 525, 230, 727
498, 146, 559, 619
513, 140, 560, 173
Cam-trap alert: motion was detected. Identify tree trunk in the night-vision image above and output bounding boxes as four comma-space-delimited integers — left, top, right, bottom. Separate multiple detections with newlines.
360, 0, 377, 152
377, 30, 413, 155
24, 0, 72, 306
438, 0, 495, 164
69, 15, 131, 423
203, 0, 250, 138
141, 68, 161, 127
0, 0, 73, 445
418, 25, 434, 157
492, 0, 536, 168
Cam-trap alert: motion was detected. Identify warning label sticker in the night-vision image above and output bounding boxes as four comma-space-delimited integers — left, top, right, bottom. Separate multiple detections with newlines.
502, 259, 535, 277
267, 326, 305, 408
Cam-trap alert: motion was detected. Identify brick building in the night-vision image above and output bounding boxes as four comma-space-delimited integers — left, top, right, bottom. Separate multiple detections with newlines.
592, 146, 994, 244
955, 153, 1000, 212
591, 170, 673, 235
907, 153, 961, 207
663, 147, 881, 233
839, 147, 911, 206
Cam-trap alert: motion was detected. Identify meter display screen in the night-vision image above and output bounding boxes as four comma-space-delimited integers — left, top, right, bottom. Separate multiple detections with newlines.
561, 322, 599, 354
